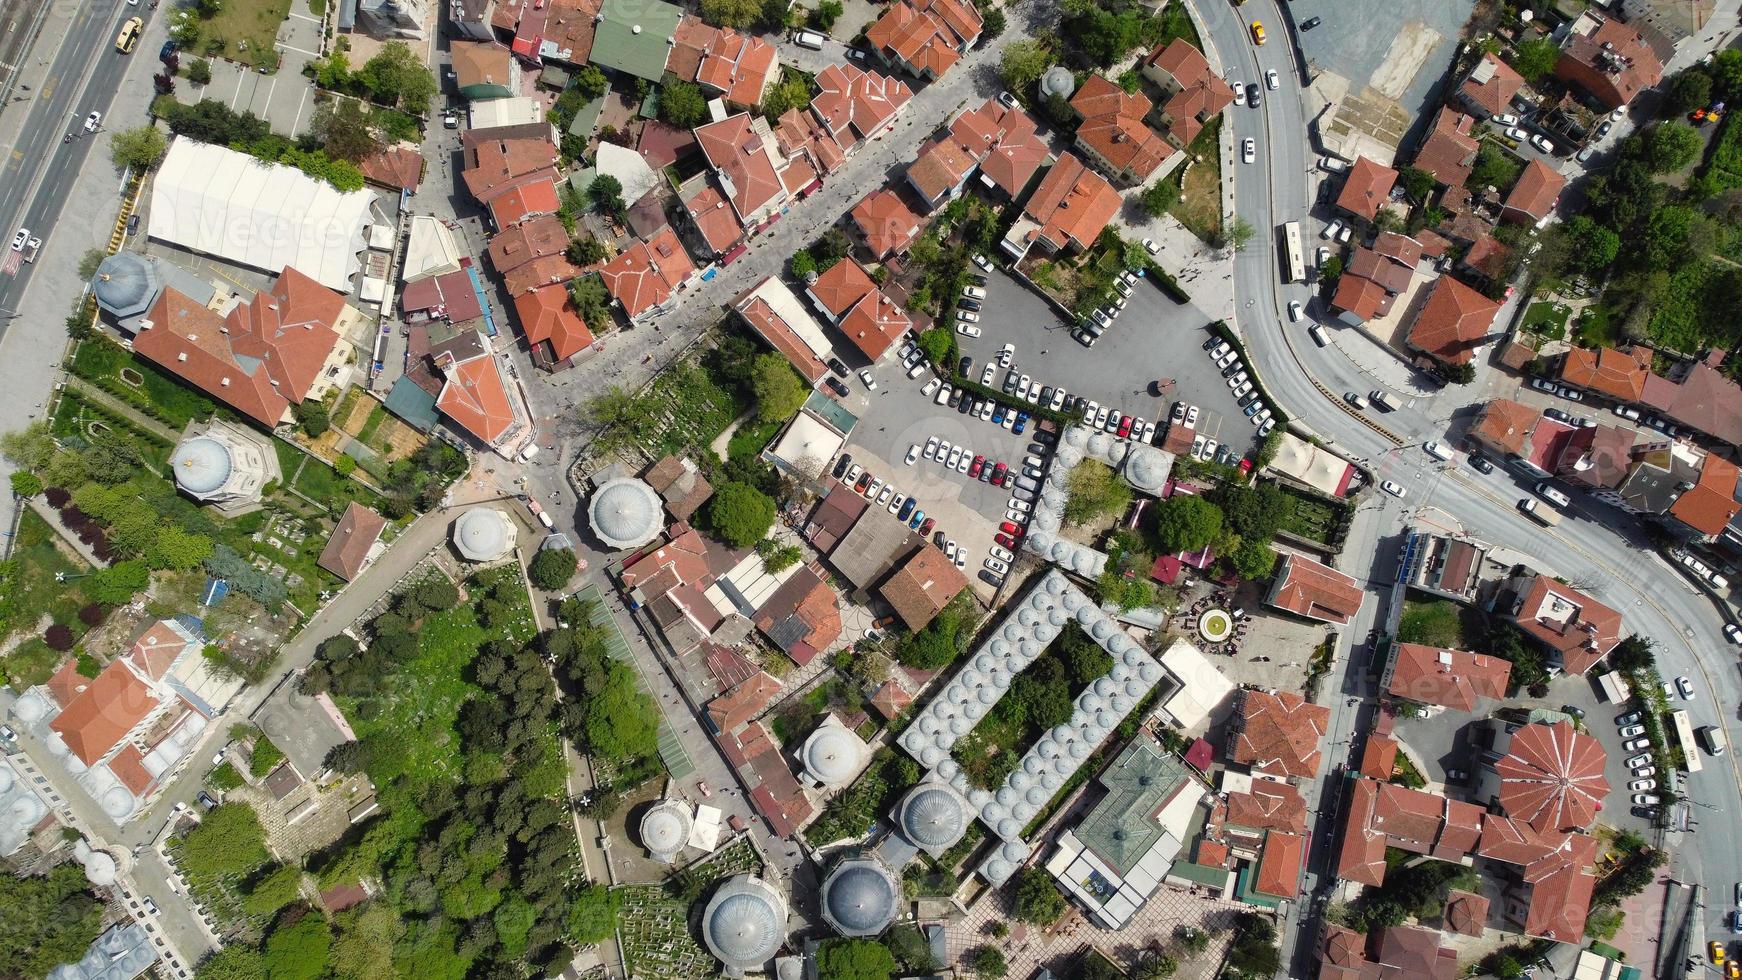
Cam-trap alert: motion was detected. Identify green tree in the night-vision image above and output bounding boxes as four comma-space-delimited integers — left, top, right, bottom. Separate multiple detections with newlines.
1320, 254, 1344, 279
585, 384, 652, 430
1398, 166, 1435, 202
181, 802, 269, 877
588, 173, 627, 218
967, 946, 1007, 980
567, 236, 607, 265
584, 662, 658, 761
529, 548, 578, 591
1225, 215, 1256, 252
1562, 215, 1621, 275
1139, 179, 1180, 218
110, 125, 168, 171
10, 470, 42, 498
0, 862, 104, 977
1227, 538, 1276, 580
1640, 204, 1702, 270
819, 939, 897, 980
983, 7, 1006, 38
999, 40, 1051, 96
152, 526, 214, 571
1225, 913, 1280, 980
917, 326, 955, 364
1151, 495, 1222, 553
1, 421, 58, 471
567, 273, 615, 332
1511, 37, 1562, 82
188, 58, 213, 85
756, 538, 803, 572
700, 0, 764, 28
249, 737, 286, 778
707, 482, 776, 547
195, 946, 266, 980
812, 0, 843, 29
86, 559, 151, 605
790, 250, 817, 278
1063, 460, 1132, 524
78, 249, 108, 279
241, 864, 304, 917
576, 65, 609, 99
262, 913, 329, 980
358, 42, 436, 112
1642, 122, 1702, 173
661, 79, 708, 128
309, 99, 382, 163
1667, 69, 1713, 114
294, 400, 330, 437
327, 903, 402, 980
1012, 867, 1066, 925
750, 353, 807, 422
568, 883, 621, 945
313, 49, 352, 90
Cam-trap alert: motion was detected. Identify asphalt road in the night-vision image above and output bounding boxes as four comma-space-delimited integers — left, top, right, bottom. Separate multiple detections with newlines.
1197, 0, 1742, 972
0, 0, 148, 323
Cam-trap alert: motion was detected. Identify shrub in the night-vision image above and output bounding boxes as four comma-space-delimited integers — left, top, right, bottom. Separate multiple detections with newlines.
249, 737, 286, 778
77, 604, 105, 626
45, 625, 75, 651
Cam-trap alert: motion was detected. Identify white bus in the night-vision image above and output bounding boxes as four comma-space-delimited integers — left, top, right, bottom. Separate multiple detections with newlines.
1279, 221, 1305, 283
1670, 709, 1703, 772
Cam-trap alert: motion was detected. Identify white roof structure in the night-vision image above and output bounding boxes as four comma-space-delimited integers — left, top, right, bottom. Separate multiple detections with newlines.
1266, 432, 1355, 497
468, 97, 551, 130
688, 803, 723, 852
800, 715, 867, 787
738, 277, 835, 366
0, 757, 48, 856
1046, 826, 1183, 929
403, 215, 464, 282
1154, 638, 1236, 731
589, 477, 663, 550
895, 569, 1166, 867
596, 142, 660, 210
453, 508, 517, 562
704, 549, 805, 619
149, 138, 375, 292
768, 411, 845, 480
639, 798, 694, 862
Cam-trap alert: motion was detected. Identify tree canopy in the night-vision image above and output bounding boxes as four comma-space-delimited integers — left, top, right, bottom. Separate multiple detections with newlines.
1013, 867, 1066, 925
0, 862, 104, 978
528, 548, 578, 591
819, 939, 897, 980
1151, 495, 1222, 553
750, 353, 807, 422
180, 801, 269, 877
110, 125, 168, 172
661, 79, 708, 128
1064, 460, 1132, 524
707, 482, 776, 547
1511, 38, 1561, 82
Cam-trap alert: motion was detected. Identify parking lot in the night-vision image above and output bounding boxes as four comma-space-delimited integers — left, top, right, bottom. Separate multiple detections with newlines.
840, 361, 1042, 603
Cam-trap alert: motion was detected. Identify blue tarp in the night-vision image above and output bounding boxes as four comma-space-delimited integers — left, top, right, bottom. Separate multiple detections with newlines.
464, 265, 497, 337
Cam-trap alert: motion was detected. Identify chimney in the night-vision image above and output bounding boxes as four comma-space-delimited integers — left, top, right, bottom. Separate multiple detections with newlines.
220, 377, 230, 386
177, 352, 187, 362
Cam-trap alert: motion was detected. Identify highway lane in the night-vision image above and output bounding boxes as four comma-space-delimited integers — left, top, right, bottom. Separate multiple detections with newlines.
1194, 0, 1742, 968
0, 0, 146, 323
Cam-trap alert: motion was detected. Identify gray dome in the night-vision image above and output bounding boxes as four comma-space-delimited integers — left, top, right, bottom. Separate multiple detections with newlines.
453, 508, 514, 561
802, 724, 864, 786
1124, 444, 1173, 493
639, 799, 692, 858
1042, 66, 1076, 99
589, 477, 662, 549
821, 859, 898, 936
899, 783, 968, 852
703, 875, 787, 971
171, 436, 233, 496
92, 252, 161, 319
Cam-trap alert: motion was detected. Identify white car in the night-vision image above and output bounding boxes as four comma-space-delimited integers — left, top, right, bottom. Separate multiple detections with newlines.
997, 343, 1015, 367
1624, 737, 1651, 752
1319, 157, 1349, 174
84, 111, 101, 132
906, 361, 926, 379
957, 323, 983, 338
1624, 753, 1652, 769
1629, 779, 1657, 792
1215, 350, 1239, 369
1676, 675, 1696, 699
1226, 371, 1249, 389
1184, 406, 1199, 426
1492, 112, 1519, 127
936, 383, 954, 405
1241, 138, 1256, 164
1726, 623, 1742, 645
924, 436, 940, 460
1265, 69, 1279, 90
865, 478, 884, 499
1143, 238, 1161, 256
1618, 725, 1645, 738
8, 229, 27, 251
1208, 341, 1230, 359
1018, 374, 1031, 395
957, 309, 980, 323
985, 557, 1009, 575
905, 444, 921, 465
888, 492, 906, 514
1321, 219, 1344, 240
1633, 766, 1656, 779
1505, 126, 1529, 141
1049, 388, 1067, 411
843, 464, 863, 485
973, 253, 993, 271
1008, 498, 1032, 514
990, 545, 1015, 564
1231, 82, 1246, 106
963, 285, 987, 300
1094, 405, 1111, 428
1201, 438, 1218, 461
1190, 434, 1206, 459
981, 364, 996, 385
876, 485, 894, 506
921, 378, 940, 399
1083, 399, 1100, 421
858, 369, 877, 390
1287, 301, 1303, 322
1231, 381, 1253, 400
946, 446, 964, 469
957, 444, 975, 470
945, 540, 958, 561
1530, 133, 1555, 154
1380, 480, 1406, 498
1005, 508, 1027, 524
1316, 245, 1330, 268
954, 548, 967, 570
978, 400, 994, 423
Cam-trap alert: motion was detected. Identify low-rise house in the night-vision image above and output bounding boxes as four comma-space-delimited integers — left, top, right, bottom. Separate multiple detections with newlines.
1382, 642, 1511, 712
1000, 153, 1121, 260
1334, 156, 1398, 224
695, 113, 792, 234
599, 227, 697, 323
1412, 108, 1480, 188
1265, 553, 1364, 625
1662, 357, 1742, 446
1139, 38, 1235, 149
878, 547, 967, 631
535, 0, 601, 65
1555, 422, 1637, 492
433, 334, 525, 450
905, 136, 980, 210
849, 188, 924, 261
1399, 530, 1494, 604
948, 98, 1050, 200
667, 15, 778, 110
1558, 345, 1652, 403
589, 0, 685, 83
753, 565, 842, 665
643, 455, 716, 523
811, 64, 913, 155
683, 183, 749, 262
1469, 398, 1544, 462
866, 0, 982, 81
1555, 10, 1663, 110
487, 214, 570, 276
1318, 923, 1460, 980
1069, 75, 1172, 185
317, 502, 388, 581
1404, 275, 1503, 368
1501, 159, 1567, 226
775, 107, 849, 179
733, 277, 834, 384
1456, 52, 1526, 119
1500, 570, 1623, 675
512, 283, 597, 368
1229, 689, 1329, 780
806, 259, 910, 362
451, 41, 516, 100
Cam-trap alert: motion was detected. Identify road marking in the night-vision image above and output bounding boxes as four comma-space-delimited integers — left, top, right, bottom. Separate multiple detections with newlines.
278, 43, 319, 58
288, 11, 321, 22
40, 74, 53, 99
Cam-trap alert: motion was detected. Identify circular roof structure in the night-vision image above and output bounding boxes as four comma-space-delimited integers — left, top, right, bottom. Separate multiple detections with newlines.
589, 477, 662, 550
898, 783, 968, 853
91, 252, 161, 319
703, 874, 787, 972
638, 799, 692, 859
172, 436, 235, 497
1494, 719, 1610, 833
802, 723, 865, 787
1041, 66, 1076, 99
820, 858, 899, 937
1123, 444, 1172, 494
453, 508, 515, 562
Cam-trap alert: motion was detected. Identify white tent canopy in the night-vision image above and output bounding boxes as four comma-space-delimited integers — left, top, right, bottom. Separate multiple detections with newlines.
149, 138, 375, 291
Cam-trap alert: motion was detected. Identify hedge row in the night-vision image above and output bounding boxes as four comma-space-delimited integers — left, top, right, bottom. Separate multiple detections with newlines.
1206, 319, 1292, 426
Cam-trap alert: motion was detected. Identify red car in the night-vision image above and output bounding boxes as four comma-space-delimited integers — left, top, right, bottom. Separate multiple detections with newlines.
1238, 458, 1253, 475
854, 471, 873, 493
969, 454, 985, 478
1117, 415, 1134, 438
995, 532, 1018, 550
991, 462, 1008, 485
999, 520, 1023, 537
919, 517, 935, 536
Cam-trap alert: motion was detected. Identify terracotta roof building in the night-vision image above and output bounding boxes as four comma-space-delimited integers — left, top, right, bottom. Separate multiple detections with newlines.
600, 227, 696, 322
1412, 108, 1480, 187
1667, 453, 1742, 539
134, 268, 356, 428
849, 188, 924, 260
1559, 345, 1651, 402
668, 17, 778, 109
684, 183, 747, 259
1013, 153, 1122, 257
643, 455, 715, 522
1231, 689, 1329, 779
1221, 780, 1308, 834
1444, 890, 1490, 937
706, 672, 782, 733
879, 547, 968, 631
906, 136, 979, 209
1335, 156, 1398, 222
1330, 274, 1391, 325
774, 107, 848, 177
1556, 422, 1637, 491
733, 277, 831, 384
1265, 553, 1364, 625
538, 0, 602, 65
1358, 732, 1400, 780
1405, 275, 1502, 367
1555, 10, 1663, 109
806, 260, 910, 362
1476, 817, 1602, 942
1069, 75, 1170, 184
1502, 159, 1567, 225
1140, 38, 1234, 148
811, 64, 913, 152
1457, 53, 1526, 119
754, 566, 842, 666
450, 42, 515, 100
357, 144, 424, 192
694, 114, 790, 230
461, 132, 559, 204
513, 283, 596, 365
1665, 360, 1742, 446
317, 502, 387, 581
1495, 720, 1610, 833
434, 340, 522, 447
807, 259, 878, 322
1384, 643, 1511, 711
488, 214, 570, 275
1504, 571, 1623, 674
866, 0, 982, 81
948, 98, 1048, 199
1470, 398, 1543, 458
1253, 830, 1306, 900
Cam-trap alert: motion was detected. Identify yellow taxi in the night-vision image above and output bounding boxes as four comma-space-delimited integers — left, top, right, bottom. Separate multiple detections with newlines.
1727, 960, 1740, 979
115, 16, 143, 54
1713, 940, 1728, 965
1250, 21, 1266, 45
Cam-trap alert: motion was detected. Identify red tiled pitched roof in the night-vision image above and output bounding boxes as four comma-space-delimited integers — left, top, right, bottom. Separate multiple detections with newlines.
879, 547, 968, 631
50, 661, 155, 765
357, 145, 424, 192
850, 188, 923, 259
1358, 733, 1399, 780
488, 176, 562, 229
1559, 345, 1651, 402
1070, 75, 1167, 180
1460, 53, 1524, 117
685, 183, 747, 256
1386, 643, 1511, 711
503, 253, 586, 297
774, 108, 848, 175
540, 0, 600, 63
1223, 780, 1308, 834
691, 21, 778, 107
1232, 689, 1329, 779
126, 621, 190, 681
1335, 156, 1398, 221
513, 283, 597, 363
1444, 890, 1489, 937
1503, 159, 1567, 223
1412, 108, 1479, 187
809, 260, 878, 319
436, 349, 517, 444
949, 99, 1048, 197
461, 135, 559, 202
812, 64, 912, 149
1267, 553, 1363, 625
1496, 720, 1611, 833
1253, 831, 1305, 899
1669, 454, 1742, 536
1666, 360, 1742, 445
694, 114, 787, 224
317, 502, 387, 581
706, 672, 781, 732
839, 291, 912, 362
1406, 275, 1502, 366
1022, 153, 1122, 254
866, 0, 980, 78
488, 215, 570, 275
1330, 273, 1390, 322
600, 228, 695, 318
1335, 778, 1387, 886
907, 136, 978, 203
1510, 573, 1622, 675
1471, 398, 1542, 457
1556, 13, 1662, 109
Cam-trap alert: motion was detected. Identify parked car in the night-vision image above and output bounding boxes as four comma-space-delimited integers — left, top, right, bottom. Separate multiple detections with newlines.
1619, 725, 1646, 738
1623, 737, 1652, 752
1624, 753, 1651, 769
858, 369, 877, 390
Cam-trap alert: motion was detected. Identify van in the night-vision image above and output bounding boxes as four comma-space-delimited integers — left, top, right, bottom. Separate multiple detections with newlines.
793, 30, 827, 49
1701, 725, 1728, 756
1534, 482, 1571, 508
1518, 498, 1561, 526
1014, 475, 1041, 494
1309, 324, 1330, 347
1423, 440, 1453, 462
116, 17, 143, 53
1370, 390, 1401, 412
519, 443, 541, 462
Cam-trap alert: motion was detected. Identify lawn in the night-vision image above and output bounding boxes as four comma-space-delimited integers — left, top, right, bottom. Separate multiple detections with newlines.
0, 511, 98, 685
1573, 303, 1623, 349
1276, 488, 1339, 544
50, 389, 175, 470
1168, 116, 1224, 241
1521, 300, 1572, 341
176, 0, 291, 68
273, 439, 387, 515
70, 338, 217, 430
1396, 599, 1476, 649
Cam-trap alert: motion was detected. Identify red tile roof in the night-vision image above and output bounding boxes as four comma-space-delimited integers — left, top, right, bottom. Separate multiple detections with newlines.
850, 188, 923, 260
1503, 159, 1567, 223
135, 269, 347, 427
1330, 273, 1390, 322
1444, 890, 1489, 937
50, 660, 154, 765
1460, 53, 1524, 117
1372, 232, 1424, 267
734, 281, 830, 383
540, 0, 600, 63
513, 283, 597, 363
706, 671, 782, 732
1412, 108, 1480, 187
1559, 345, 1652, 402
879, 547, 968, 631
868, 680, 912, 721
1232, 690, 1329, 779
1386, 643, 1511, 711
948, 99, 1048, 197
1666, 360, 1742, 445
487, 215, 570, 275
907, 136, 978, 203
600, 227, 695, 318
126, 621, 191, 681
1253, 831, 1305, 899
1358, 733, 1399, 780
1223, 780, 1308, 834
753, 566, 841, 665
402, 269, 485, 322
694, 114, 787, 224
685, 183, 747, 256
1669, 453, 1742, 536
317, 502, 387, 581
1556, 12, 1662, 110
1510, 573, 1622, 675
774, 108, 848, 176
1266, 553, 1364, 625
1347, 246, 1414, 294
488, 176, 562, 229
866, 0, 980, 79
108, 744, 154, 795
1335, 778, 1387, 886
1471, 398, 1542, 457
1405, 275, 1502, 366
812, 64, 912, 149
689, 21, 778, 107
1022, 153, 1122, 254
357, 145, 424, 192
1143, 39, 1233, 144
462, 134, 559, 203
1372, 924, 1459, 980
1335, 156, 1398, 221
435, 349, 517, 445
809, 260, 879, 319
839, 291, 912, 362
1070, 75, 1168, 180
1496, 720, 1610, 833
